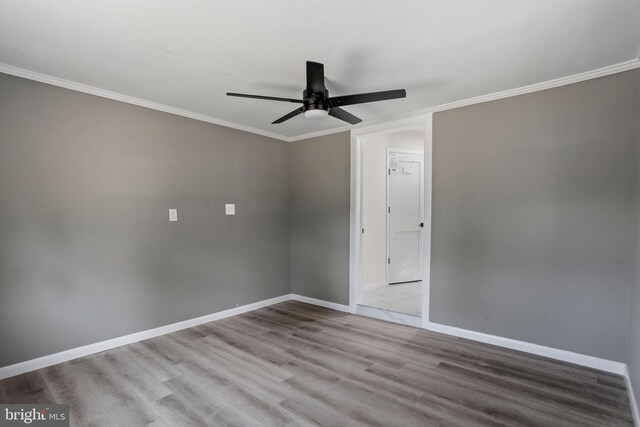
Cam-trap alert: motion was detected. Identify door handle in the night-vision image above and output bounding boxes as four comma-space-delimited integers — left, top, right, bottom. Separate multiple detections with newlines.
419, 222, 424, 228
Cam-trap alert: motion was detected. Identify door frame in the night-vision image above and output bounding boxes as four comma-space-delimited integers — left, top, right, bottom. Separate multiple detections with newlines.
349, 114, 433, 329
386, 149, 425, 285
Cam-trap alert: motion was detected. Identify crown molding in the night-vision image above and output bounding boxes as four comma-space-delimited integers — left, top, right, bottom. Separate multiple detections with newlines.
289, 58, 640, 142
0, 63, 290, 142
2, 58, 639, 143
424, 58, 640, 114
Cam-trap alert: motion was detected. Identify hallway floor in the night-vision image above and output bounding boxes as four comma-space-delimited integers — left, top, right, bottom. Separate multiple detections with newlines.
360, 281, 421, 316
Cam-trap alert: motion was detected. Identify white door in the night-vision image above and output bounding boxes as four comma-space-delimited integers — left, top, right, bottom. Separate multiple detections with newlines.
387, 151, 424, 284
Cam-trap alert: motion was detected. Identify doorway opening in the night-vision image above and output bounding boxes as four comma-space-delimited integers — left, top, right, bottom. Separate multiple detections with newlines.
350, 115, 432, 327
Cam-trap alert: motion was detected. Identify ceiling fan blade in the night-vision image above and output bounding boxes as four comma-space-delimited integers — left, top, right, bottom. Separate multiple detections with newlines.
306, 61, 325, 93
227, 92, 303, 103
329, 107, 362, 125
329, 89, 406, 107
272, 107, 304, 124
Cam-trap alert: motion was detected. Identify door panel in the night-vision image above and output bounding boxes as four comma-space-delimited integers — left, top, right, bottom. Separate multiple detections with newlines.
388, 152, 423, 284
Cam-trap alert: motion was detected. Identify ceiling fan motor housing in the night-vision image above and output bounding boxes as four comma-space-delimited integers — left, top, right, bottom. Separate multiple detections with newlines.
303, 88, 330, 112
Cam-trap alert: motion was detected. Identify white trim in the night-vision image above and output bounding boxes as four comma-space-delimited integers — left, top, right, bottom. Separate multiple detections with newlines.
289, 58, 640, 142
624, 365, 640, 426
350, 116, 431, 325
0, 63, 289, 142
349, 118, 426, 141
2, 59, 638, 143
425, 59, 640, 115
349, 136, 363, 314
290, 294, 351, 313
0, 288, 632, 392
0, 294, 291, 380
421, 113, 433, 329
289, 59, 640, 142
428, 322, 626, 375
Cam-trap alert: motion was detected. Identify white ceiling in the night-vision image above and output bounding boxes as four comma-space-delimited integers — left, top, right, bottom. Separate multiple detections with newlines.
1, 0, 639, 140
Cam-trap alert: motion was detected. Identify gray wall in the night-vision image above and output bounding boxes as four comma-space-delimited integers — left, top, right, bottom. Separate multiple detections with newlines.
627, 72, 640, 412
431, 69, 640, 361
3, 66, 639, 372
289, 133, 351, 305
0, 73, 291, 367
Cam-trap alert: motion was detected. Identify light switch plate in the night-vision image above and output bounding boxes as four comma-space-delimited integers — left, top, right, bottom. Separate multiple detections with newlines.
225, 204, 236, 215
169, 209, 178, 222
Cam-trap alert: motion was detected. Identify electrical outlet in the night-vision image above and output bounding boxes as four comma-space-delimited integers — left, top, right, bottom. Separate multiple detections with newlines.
169, 209, 177, 222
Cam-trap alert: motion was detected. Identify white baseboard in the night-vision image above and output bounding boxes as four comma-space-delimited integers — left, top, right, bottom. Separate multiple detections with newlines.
624, 365, 640, 426
428, 322, 626, 375
1, 291, 631, 391
0, 294, 291, 380
290, 294, 351, 313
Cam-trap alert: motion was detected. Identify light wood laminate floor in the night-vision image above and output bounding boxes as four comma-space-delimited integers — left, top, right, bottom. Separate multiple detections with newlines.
0, 301, 634, 426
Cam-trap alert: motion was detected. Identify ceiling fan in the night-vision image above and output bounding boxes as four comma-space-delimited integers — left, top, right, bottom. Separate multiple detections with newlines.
227, 61, 406, 125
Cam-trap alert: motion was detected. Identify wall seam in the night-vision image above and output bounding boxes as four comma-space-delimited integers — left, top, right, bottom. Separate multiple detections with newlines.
287, 143, 293, 294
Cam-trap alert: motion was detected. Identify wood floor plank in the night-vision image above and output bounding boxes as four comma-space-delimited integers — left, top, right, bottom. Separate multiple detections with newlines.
0, 301, 634, 426
116, 342, 183, 383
